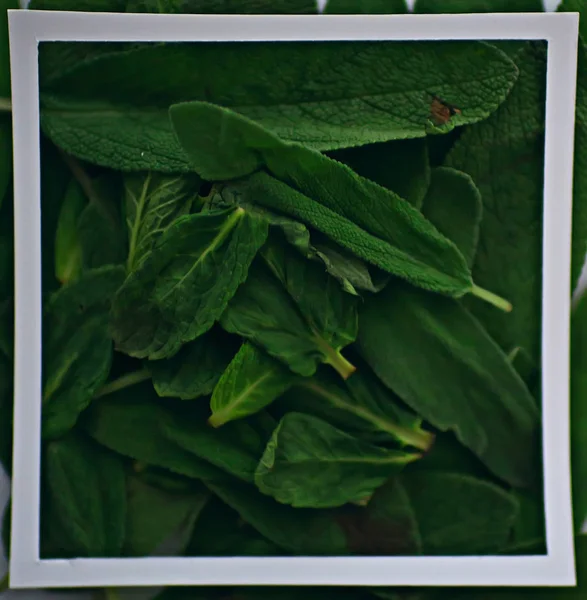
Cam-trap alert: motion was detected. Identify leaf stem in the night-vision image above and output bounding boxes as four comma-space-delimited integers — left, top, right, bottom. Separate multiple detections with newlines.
323, 347, 356, 380
94, 369, 151, 398
471, 284, 512, 313
0, 98, 11, 113
0, 572, 8, 592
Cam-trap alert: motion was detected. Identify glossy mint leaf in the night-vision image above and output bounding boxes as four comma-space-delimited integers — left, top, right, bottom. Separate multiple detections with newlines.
43, 433, 126, 558
42, 265, 126, 439
209, 343, 297, 428
111, 207, 268, 360
255, 412, 420, 508
206, 480, 350, 555
123, 474, 208, 557
221, 248, 357, 379
328, 138, 430, 208
324, 0, 407, 13
400, 471, 519, 555
571, 293, 587, 530
421, 167, 482, 269
126, 0, 318, 13
357, 282, 540, 488
414, 0, 542, 12
81, 382, 229, 481
40, 40, 518, 170
54, 179, 86, 284
172, 103, 509, 307
446, 42, 546, 363
149, 329, 237, 400
124, 172, 199, 272
277, 365, 433, 450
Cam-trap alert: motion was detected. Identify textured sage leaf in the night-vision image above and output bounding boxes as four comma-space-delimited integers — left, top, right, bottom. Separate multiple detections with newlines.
111, 207, 268, 360
124, 172, 199, 272
357, 282, 540, 488
206, 480, 350, 555
54, 179, 86, 284
277, 365, 433, 450
123, 474, 208, 557
328, 138, 430, 208
255, 412, 420, 508
221, 247, 357, 379
43, 433, 126, 558
127, 0, 318, 13
209, 343, 297, 428
148, 329, 237, 400
81, 382, 229, 481
414, 0, 543, 12
421, 167, 482, 269
446, 42, 546, 364
324, 0, 407, 13
571, 293, 587, 531
400, 471, 519, 555
40, 40, 518, 170
42, 265, 126, 439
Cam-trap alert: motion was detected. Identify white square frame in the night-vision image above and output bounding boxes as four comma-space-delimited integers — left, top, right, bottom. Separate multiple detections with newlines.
6, 8, 579, 589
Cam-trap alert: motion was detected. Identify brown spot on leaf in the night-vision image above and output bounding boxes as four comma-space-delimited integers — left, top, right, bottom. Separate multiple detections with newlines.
429, 95, 462, 126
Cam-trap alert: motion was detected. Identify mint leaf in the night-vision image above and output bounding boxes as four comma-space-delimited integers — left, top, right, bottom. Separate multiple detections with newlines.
255, 412, 420, 508
40, 40, 518, 170
357, 282, 540, 488
42, 265, 126, 439
111, 207, 268, 360
209, 343, 298, 428
324, 0, 407, 13
421, 167, 482, 269
446, 42, 547, 364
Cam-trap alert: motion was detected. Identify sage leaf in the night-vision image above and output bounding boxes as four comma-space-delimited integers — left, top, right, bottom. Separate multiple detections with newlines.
324, 0, 407, 13
446, 42, 546, 363
40, 40, 518, 170
81, 383, 229, 481
123, 474, 208, 557
209, 343, 297, 428
421, 167, 482, 269
43, 433, 126, 558
328, 138, 429, 208
148, 329, 237, 400
357, 282, 540, 488
255, 412, 421, 508
42, 265, 126, 439
124, 172, 199, 272
221, 250, 357, 379
111, 207, 268, 360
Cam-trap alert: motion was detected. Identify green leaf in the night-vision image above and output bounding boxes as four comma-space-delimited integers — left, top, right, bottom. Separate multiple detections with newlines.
421, 167, 482, 269
173, 103, 509, 307
277, 365, 433, 450
0, 0, 18, 98
324, 0, 407, 13
43, 433, 126, 558
328, 138, 430, 208
446, 42, 547, 364
149, 328, 237, 400
30, 0, 125, 9
221, 245, 357, 379
571, 293, 587, 531
40, 40, 518, 170
111, 207, 268, 360
81, 382, 229, 481
357, 282, 540, 488
123, 474, 208, 557
126, 0, 318, 13
209, 343, 297, 428
0, 345, 12, 476
124, 172, 199, 272
54, 179, 86, 284
0, 116, 12, 212
414, 0, 543, 12
206, 479, 350, 555
559, 0, 587, 40
42, 265, 126, 439
507, 489, 545, 554
255, 412, 420, 508
399, 471, 519, 555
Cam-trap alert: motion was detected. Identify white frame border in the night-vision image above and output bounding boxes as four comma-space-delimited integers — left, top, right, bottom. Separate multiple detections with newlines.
7, 9, 579, 589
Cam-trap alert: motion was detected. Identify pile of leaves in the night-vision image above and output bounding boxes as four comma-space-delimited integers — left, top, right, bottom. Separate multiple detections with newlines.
1, 0, 587, 599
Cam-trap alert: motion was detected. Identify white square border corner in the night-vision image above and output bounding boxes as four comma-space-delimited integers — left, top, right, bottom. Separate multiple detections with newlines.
7, 8, 580, 589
